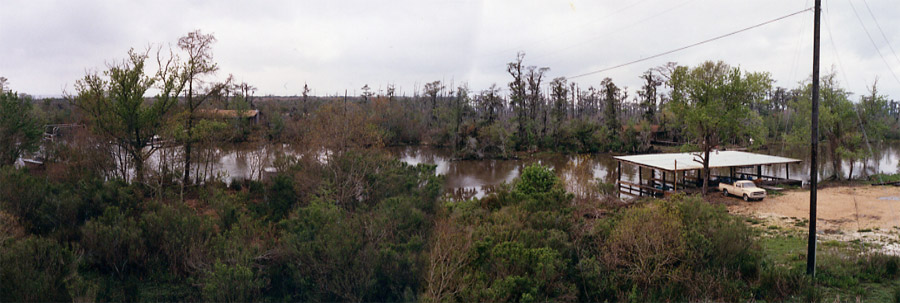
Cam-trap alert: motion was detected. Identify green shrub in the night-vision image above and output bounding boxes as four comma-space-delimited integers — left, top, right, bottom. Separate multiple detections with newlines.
201, 261, 264, 302
673, 194, 760, 277
450, 164, 577, 302
857, 252, 900, 282
0, 167, 124, 240
228, 179, 243, 191
265, 174, 297, 221
893, 284, 900, 303
603, 204, 685, 290
592, 194, 762, 301
81, 206, 145, 275
140, 202, 215, 276
755, 265, 810, 301
514, 164, 557, 195
0, 236, 73, 302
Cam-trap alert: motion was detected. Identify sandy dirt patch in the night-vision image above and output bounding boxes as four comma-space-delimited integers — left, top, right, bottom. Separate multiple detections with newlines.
728, 185, 900, 231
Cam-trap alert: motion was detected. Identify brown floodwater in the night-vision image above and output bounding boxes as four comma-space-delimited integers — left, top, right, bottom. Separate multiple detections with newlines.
133, 141, 900, 199
390, 141, 900, 200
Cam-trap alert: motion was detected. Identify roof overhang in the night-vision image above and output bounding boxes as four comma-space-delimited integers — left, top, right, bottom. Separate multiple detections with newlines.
613, 150, 802, 172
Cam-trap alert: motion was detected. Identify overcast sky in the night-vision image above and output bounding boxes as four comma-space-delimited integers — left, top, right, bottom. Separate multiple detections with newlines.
2, 0, 900, 100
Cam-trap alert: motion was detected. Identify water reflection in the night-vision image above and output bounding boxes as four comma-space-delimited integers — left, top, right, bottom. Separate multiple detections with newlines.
132, 141, 899, 197
391, 142, 900, 200
391, 146, 621, 200
145, 144, 289, 185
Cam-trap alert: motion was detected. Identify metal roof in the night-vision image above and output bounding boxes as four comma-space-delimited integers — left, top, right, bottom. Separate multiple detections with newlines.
613, 150, 802, 171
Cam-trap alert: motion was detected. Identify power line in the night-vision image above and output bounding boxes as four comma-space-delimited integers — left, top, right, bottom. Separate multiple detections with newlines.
788, 0, 812, 84
481, 0, 684, 72
484, 0, 655, 60
861, 0, 900, 66
846, 0, 900, 86
532, 0, 698, 65
824, 0, 853, 89
568, 8, 813, 80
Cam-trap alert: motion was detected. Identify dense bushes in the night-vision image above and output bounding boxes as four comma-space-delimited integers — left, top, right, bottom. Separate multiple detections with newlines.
0, 237, 74, 302
572, 193, 764, 301
433, 164, 578, 302
4, 158, 900, 301
0, 166, 128, 240
272, 150, 442, 301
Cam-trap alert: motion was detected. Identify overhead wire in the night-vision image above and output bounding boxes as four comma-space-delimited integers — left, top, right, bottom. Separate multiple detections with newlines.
846, 0, 900, 86
567, 7, 813, 80
826, 1, 896, 234
478, 0, 656, 70
788, 0, 812, 84
824, 0, 853, 89
861, 0, 900, 66
530, 0, 698, 65
782, 0, 810, 159
486, 0, 654, 58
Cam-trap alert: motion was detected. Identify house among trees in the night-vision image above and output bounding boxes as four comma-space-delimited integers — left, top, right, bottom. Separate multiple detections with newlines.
197, 109, 260, 125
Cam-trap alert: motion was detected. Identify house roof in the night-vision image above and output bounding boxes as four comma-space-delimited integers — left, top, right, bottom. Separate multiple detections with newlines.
197, 109, 259, 118
613, 150, 802, 172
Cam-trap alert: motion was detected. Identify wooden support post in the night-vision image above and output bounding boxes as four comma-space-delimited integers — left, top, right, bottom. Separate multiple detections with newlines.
650, 169, 656, 189
786, 163, 790, 180
757, 165, 762, 180
681, 171, 686, 190
638, 167, 643, 197
617, 161, 622, 198
674, 160, 678, 193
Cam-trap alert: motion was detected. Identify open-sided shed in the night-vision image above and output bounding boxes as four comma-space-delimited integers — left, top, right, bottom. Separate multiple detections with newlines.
613, 151, 802, 198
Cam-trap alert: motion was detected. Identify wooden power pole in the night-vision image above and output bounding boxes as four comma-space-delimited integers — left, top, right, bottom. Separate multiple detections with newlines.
807, 0, 821, 277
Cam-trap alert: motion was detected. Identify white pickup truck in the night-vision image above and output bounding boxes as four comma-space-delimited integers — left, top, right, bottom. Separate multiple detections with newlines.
719, 180, 766, 201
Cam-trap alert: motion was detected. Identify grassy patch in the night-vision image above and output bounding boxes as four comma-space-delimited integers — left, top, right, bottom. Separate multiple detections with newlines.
759, 232, 807, 266
758, 229, 900, 302
869, 173, 900, 184
745, 217, 763, 225
766, 189, 786, 197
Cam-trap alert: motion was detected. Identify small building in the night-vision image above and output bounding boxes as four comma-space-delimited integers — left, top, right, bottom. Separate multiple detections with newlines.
196, 109, 260, 124
613, 151, 802, 198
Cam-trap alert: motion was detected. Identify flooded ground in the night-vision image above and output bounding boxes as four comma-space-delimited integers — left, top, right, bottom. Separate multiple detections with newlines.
391, 141, 900, 200
45, 140, 895, 199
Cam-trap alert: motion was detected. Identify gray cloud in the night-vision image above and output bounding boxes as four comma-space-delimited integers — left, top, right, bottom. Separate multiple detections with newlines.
2, 0, 899, 99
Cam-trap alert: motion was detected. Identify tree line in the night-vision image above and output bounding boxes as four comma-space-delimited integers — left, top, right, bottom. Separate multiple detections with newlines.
2, 31, 900, 302
3, 41, 900, 193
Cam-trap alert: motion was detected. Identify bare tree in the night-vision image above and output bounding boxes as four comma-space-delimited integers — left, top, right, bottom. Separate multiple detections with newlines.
424, 218, 473, 302
360, 84, 373, 102
178, 30, 225, 185
526, 66, 549, 138
423, 81, 443, 124
302, 82, 311, 116
550, 77, 569, 144
507, 52, 528, 148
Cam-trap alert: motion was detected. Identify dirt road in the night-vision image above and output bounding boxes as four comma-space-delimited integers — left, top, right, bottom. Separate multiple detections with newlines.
728, 185, 900, 232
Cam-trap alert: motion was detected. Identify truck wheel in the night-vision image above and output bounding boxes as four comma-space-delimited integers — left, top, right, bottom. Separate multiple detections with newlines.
722, 190, 728, 197
743, 194, 749, 202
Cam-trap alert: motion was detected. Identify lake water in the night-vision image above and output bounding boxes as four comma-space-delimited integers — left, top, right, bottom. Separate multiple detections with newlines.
107, 141, 900, 199
390, 142, 900, 200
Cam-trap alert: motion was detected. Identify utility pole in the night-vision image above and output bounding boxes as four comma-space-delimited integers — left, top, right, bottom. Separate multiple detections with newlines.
807, 0, 821, 277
